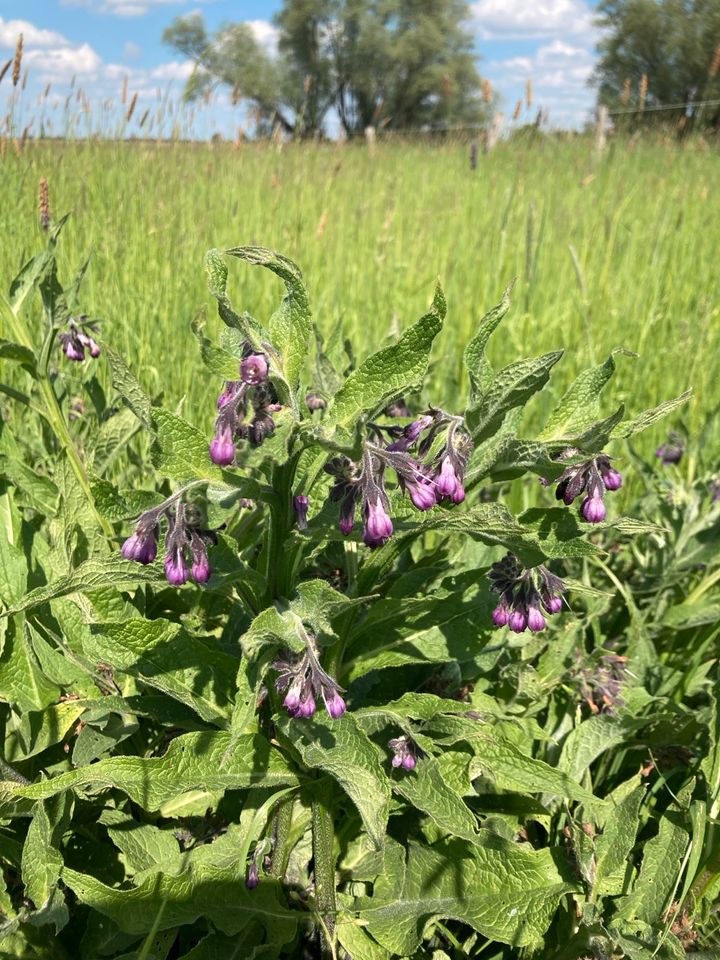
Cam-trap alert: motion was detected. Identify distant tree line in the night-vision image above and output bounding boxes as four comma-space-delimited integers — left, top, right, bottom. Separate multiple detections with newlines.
163, 0, 487, 137
593, 0, 720, 129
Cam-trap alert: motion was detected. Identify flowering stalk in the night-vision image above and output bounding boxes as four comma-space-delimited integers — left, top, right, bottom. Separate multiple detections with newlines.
552, 450, 623, 524
488, 553, 566, 633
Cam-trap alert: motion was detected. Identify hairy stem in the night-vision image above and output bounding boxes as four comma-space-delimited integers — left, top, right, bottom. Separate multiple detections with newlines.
269, 796, 295, 880
312, 790, 337, 958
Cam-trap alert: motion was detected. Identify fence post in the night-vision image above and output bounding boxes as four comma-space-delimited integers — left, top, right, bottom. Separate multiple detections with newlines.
595, 104, 608, 152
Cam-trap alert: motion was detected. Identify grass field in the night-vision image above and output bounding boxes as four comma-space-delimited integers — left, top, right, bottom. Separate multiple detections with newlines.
2, 135, 718, 455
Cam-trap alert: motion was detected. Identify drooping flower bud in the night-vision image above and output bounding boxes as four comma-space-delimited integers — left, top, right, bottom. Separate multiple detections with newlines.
323, 690, 346, 719
435, 456, 463, 502
527, 605, 546, 633
655, 433, 684, 466
602, 468, 622, 491
190, 532, 211, 583
405, 471, 436, 511
245, 860, 259, 890
581, 493, 606, 523
293, 494, 309, 530
508, 609, 528, 633
240, 353, 269, 385
209, 424, 235, 467
121, 513, 159, 565
388, 735, 419, 771
339, 490, 357, 536
305, 392, 327, 412
363, 498, 393, 548
165, 551, 189, 586
492, 601, 510, 626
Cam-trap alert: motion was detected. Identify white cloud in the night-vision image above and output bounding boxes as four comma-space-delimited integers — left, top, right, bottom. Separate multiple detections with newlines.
471, 0, 597, 40
485, 37, 598, 127
0, 18, 69, 49
247, 20, 280, 55
25, 43, 102, 78
60, 0, 213, 17
150, 59, 194, 80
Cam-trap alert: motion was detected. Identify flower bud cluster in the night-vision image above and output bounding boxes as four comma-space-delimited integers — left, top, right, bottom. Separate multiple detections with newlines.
553, 451, 622, 524
209, 347, 280, 467
655, 432, 684, 466
121, 498, 216, 587
58, 317, 101, 362
388, 735, 420, 770
273, 636, 346, 721
488, 553, 565, 633
324, 410, 473, 548
575, 650, 628, 714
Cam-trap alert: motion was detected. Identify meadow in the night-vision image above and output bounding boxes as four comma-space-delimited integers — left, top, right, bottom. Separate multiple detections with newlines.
2, 134, 718, 458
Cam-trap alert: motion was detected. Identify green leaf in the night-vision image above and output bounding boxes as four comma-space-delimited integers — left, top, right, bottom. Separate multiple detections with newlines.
62, 864, 297, 941
104, 344, 153, 428
0, 732, 299, 811
0, 338, 36, 374
22, 795, 71, 932
0, 621, 59, 712
7, 216, 69, 314
464, 283, 513, 401
100, 808, 182, 878
0, 558, 166, 619
6, 700, 86, 762
540, 354, 617, 442
593, 778, 645, 896
616, 788, 691, 924
611, 390, 692, 440
0, 456, 59, 515
327, 284, 446, 428
466, 352, 563, 445
276, 712, 391, 848
152, 408, 221, 484
190, 310, 242, 379
358, 836, 577, 953
393, 755, 480, 843
84, 619, 237, 724
226, 245, 312, 394
205, 248, 267, 346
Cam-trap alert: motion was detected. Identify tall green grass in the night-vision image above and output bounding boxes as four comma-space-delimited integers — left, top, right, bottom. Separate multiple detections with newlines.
2, 136, 718, 452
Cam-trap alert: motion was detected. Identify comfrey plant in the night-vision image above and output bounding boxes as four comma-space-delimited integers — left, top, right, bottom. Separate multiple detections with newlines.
3, 227, 711, 960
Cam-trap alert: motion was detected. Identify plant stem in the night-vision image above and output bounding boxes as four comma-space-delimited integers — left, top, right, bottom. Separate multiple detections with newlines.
1, 296, 113, 540
312, 789, 337, 958
269, 796, 295, 880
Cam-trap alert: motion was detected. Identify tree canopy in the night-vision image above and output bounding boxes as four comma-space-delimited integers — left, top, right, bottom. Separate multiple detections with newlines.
163, 0, 486, 137
593, 0, 720, 124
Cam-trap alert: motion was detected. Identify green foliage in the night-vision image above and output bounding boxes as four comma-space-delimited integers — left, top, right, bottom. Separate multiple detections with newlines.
0, 224, 716, 960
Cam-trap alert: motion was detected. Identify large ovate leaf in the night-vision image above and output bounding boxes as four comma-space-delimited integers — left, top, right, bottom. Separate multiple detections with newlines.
0, 732, 300, 811
276, 712, 391, 849
540, 353, 617, 442
327, 284, 446, 428
465, 352, 563, 445
358, 836, 578, 953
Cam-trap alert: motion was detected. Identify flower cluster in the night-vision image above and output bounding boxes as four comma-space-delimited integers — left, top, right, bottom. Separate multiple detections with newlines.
656, 432, 685, 466
553, 451, 622, 523
209, 349, 281, 467
324, 410, 472, 549
121, 497, 216, 586
273, 637, 345, 720
575, 651, 628, 714
388, 735, 420, 770
488, 553, 565, 633
58, 317, 101, 362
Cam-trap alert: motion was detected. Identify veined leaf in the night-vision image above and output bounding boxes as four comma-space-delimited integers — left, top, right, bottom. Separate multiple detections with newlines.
226, 245, 312, 395
464, 283, 514, 401
540, 354, 617, 442
0, 732, 300, 811
611, 390, 692, 440
358, 836, 578, 953
327, 284, 446, 428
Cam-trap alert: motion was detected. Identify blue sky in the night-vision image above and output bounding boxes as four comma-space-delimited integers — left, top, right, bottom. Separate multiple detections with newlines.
1, 0, 602, 136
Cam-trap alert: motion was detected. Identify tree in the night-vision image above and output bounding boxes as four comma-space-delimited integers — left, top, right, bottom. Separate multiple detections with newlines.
163, 0, 486, 137
593, 0, 720, 126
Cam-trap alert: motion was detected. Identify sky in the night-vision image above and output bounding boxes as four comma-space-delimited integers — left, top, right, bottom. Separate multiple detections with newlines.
0, 0, 602, 138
